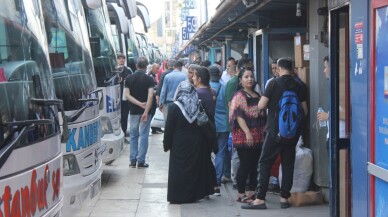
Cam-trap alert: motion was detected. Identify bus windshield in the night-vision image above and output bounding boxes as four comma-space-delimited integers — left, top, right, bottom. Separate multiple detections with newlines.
126, 23, 139, 63
86, 6, 117, 87
43, 0, 97, 111
0, 0, 59, 147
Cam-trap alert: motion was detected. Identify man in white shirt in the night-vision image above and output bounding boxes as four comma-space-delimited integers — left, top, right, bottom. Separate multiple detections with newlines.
220, 57, 236, 85
265, 59, 279, 89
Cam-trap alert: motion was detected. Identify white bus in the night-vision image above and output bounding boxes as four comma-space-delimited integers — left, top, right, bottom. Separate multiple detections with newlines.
41, 0, 102, 214
107, 0, 150, 70
83, 0, 125, 165
0, 0, 65, 216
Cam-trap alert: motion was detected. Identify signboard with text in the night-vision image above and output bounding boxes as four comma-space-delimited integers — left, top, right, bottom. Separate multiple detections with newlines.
186, 16, 198, 33
182, 27, 189, 40
183, 0, 195, 9
181, 8, 189, 21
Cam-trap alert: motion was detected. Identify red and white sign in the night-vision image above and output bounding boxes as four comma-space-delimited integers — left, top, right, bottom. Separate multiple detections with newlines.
355, 21, 364, 44
0, 156, 62, 217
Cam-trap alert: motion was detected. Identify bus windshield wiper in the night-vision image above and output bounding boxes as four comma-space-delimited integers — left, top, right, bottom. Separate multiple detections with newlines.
89, 89, 104, 110
104, 72, 119, 86
1, 119, 54, 126
30, 98, 63, 106
66, 98, 99, 123
0, 124, 35, 169
78, 98, 99, 103
89, 89, 103, 95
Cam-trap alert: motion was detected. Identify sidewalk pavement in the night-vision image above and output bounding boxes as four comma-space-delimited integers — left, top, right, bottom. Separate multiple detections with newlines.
75, 133, 330, 217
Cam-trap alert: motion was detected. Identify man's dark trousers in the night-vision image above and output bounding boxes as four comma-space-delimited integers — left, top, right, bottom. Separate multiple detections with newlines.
256, 133, 297, 200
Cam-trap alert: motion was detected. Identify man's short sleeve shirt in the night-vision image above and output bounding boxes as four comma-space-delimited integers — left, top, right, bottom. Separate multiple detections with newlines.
125, 70, 155, 114
263, 75, 307, 135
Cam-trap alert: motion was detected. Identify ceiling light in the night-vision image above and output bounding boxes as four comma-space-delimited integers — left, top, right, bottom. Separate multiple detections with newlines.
296, 1, 302, 17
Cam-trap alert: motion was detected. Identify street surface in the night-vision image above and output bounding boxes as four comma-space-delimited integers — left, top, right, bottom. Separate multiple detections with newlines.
76, 133, 329, 217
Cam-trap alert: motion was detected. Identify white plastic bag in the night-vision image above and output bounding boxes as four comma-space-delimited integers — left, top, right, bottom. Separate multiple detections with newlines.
279, 136, 313, 193
151, 109, 165, 128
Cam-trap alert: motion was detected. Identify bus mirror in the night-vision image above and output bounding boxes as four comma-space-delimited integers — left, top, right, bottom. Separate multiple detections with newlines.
84, 0, 102, 9
29, 98, 69, 142
30, 98, 68, 141
58, 103, 69, 143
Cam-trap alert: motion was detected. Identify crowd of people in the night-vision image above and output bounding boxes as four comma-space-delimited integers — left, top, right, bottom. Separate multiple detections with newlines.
121, 54, 308, 209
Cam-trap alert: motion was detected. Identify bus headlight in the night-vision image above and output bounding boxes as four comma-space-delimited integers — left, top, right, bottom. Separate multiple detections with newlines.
101, 116, 113, 135
63, 154, 80, 176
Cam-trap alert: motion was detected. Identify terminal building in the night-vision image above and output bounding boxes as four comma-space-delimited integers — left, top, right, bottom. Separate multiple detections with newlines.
176, 0, 388, 217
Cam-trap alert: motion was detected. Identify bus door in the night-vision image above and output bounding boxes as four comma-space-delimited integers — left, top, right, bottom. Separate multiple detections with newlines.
369, 1, 388, 217
329, 5, 351, 217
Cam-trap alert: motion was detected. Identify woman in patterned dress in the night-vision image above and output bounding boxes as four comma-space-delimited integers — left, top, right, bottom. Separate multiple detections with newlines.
229, 67, 266, 203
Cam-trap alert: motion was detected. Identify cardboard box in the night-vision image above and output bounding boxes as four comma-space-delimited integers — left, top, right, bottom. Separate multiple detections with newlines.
288, 190, 324, 207
297, 67, 309, 85
294, 35, 309, 67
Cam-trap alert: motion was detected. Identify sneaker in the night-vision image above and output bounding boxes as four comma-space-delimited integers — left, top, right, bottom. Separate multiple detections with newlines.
151, 128, 163, 134
137, 163, 149, 168
129, 161, 136, 168
213, 188, 221, 196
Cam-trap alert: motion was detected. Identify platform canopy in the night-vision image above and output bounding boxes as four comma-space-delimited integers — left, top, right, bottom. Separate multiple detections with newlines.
177, 0, 307, 57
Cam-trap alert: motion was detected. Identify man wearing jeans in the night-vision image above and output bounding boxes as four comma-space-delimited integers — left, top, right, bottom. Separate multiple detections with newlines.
159, 61, 186, 120
209, 66, 229, 196
124, 57, 154, 168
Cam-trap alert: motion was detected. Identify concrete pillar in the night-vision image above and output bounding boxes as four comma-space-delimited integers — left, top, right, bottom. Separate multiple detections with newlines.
224, 38, 232, 64
308, 0, 330, 201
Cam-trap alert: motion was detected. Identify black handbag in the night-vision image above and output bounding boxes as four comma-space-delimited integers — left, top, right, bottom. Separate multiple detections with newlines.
196, 100, 218, 153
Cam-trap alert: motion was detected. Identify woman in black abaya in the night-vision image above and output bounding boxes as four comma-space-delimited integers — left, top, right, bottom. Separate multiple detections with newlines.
163, 80, 215, 204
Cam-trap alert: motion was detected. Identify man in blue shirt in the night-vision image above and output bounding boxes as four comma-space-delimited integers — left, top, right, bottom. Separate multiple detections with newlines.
159, 61, 186, 120
209, 66, 230, 196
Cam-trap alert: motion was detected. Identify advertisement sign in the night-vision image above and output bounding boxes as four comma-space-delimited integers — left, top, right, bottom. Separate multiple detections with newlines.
374, 5, 388, 215
355, 21, 364, 60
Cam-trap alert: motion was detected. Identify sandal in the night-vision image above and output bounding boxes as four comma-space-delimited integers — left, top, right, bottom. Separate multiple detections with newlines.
236, 195, 246, 202
236, 195, 254, 203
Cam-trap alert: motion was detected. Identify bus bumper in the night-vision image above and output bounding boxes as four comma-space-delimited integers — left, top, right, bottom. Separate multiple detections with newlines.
42, 197, 63, 217
101, 129, 125, 163
62, 161, 102, 214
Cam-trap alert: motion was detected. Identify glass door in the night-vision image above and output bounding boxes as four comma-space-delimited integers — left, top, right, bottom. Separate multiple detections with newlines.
329, 5, 351, 217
